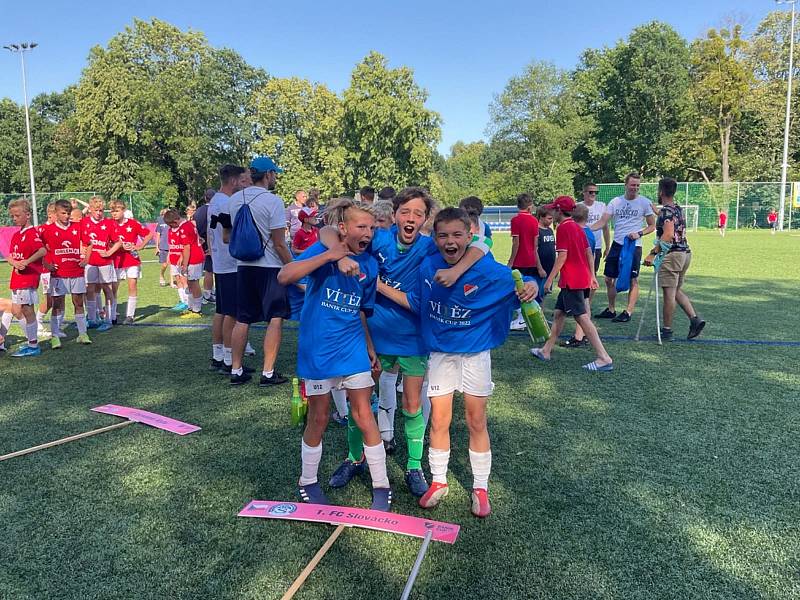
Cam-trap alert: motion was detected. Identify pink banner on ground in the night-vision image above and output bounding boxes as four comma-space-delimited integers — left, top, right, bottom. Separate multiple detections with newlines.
91, 404, 200, 435
238, 500, 460, 544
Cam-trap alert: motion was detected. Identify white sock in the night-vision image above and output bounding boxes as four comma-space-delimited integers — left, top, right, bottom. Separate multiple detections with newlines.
111, 298, 118, 320
231, 367, 243, 376
75, 313, 87, 335
178, 288, 188, 303
331, 388, 348, 417
429, 447, 450, 485
469, 449, 492, 490
86, 299, 97, 321
192, 295, 202, 312
105, 300, 113, 323
377, 371, 398, 441
212, 344, 224, 361
25, 319, 38, 344
421, 379, 431, 426
50, 313, 61, 337
0, 311, 12, 337
126, 297, 137, 318
203, 290, 211, 300
262, 369, 274, 378
58, 313, 64, 329
223, 346, 232, 366
36, 310, 45, 323
363, 441, 390, 489
299, 440, 322, 485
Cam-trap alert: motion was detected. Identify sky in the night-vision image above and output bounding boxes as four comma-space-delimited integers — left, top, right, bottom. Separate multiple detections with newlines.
0, 0, 780, 156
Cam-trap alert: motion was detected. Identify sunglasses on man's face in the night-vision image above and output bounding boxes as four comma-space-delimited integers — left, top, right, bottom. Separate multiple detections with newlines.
586, 190, 598, 195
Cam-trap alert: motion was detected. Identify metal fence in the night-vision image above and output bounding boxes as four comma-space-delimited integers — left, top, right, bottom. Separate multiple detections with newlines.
596, 182, 800, 230
0, 191, 171, 225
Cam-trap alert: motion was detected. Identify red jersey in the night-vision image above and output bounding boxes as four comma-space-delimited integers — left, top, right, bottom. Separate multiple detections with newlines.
718, 212, 727, 227
9, 226, 44, 290
555, 218, 592, 290
768, 212, 778, 224
292, 227, 319, 254
81, 217, 116, 266
113, 219, 150, 268
168, 221, 204, 265
40, 222, 84, 278
510, 211, 540, 268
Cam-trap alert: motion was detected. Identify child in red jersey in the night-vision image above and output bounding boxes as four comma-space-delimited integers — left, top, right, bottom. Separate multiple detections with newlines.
81, 197, 121, 331
40, 200, 92, 346
7, 199, 46, 357
36, 203, 57, 338
109, 200, 153, 324
163, 209, 205, 317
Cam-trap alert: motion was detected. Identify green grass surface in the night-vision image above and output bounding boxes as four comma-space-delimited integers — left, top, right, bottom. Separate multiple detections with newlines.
1, 231, 799, 599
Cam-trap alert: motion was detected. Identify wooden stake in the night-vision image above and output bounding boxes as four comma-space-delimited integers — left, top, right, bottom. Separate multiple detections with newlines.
0, 420, 135, 462
281, 524, 346, 600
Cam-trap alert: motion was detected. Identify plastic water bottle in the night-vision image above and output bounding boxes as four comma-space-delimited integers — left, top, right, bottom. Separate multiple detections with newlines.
512, 269, 550, 344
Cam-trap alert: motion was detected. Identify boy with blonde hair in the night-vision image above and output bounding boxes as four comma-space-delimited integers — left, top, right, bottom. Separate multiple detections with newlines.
110, 199, 153, 324
7, 199, 47, 357
81, 197, 120, 331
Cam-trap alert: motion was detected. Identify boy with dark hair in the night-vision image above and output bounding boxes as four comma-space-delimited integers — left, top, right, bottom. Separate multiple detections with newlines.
561, 203, 596, 347
459, 196, 492, 239
40, 199, 92, 345
377, 186, 396, 201
643, 178, 705, 340
531, 196, 613, 371
378, 207, 537, 517
359, 186, 376, 204
508, 193, 539, 330
536, 206, 556, 303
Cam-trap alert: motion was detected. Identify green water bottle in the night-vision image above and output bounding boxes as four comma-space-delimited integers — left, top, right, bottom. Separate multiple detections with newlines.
512, 269, 550, 344
291, 377, 304, 427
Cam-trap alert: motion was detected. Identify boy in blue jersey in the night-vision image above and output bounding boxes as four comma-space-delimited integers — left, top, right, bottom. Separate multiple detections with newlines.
379, 207, 537, 518
323, 187, 491, 499
278, 199, 393, 511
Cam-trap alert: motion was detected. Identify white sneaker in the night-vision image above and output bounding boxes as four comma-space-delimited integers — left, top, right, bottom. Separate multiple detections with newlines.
510, 317, 526, 331
245, 342, 256, 356
53, 331, 68, 339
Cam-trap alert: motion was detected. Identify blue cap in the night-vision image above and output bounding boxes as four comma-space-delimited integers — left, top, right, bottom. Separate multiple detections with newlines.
250, 156, 283, 174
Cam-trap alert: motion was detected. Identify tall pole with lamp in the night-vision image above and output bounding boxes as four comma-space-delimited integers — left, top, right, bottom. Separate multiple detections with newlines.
3, 42, 39, 226
777, 1, 796, 232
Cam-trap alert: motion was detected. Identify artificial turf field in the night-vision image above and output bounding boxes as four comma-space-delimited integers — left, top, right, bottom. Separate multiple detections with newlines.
1, 230, 799, 600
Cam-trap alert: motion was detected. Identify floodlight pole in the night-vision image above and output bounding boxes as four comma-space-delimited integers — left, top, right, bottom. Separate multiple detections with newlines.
3, 42, 39, 226
778, 0, 796, 232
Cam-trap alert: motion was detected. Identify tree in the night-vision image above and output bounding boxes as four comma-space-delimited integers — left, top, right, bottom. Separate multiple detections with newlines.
342, 52, 441, 192
73, 18, 267, 203
689, 25, 753, 182
486, 61, 587, 202
431, 141, 489, 205
252, 77, 346, 199
573, 22, 692, 180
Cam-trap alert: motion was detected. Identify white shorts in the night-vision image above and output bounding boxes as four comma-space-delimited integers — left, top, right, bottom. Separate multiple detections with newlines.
41, 272, 51, 295
11, 288, 38, 306
427, 350, 494, 397
117, 265, 141, 280
170, 263, 203, 281
51, 277, 87, 297
305, 371, 374, 396
85, 264, 117, 284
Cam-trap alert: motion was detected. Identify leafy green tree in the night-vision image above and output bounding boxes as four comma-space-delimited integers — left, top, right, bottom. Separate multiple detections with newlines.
689, 25, 753, 182
573, 22, 692, 180
73, 18, 266, 204
342, 52, 441, 192
431, 141, 489, 205
252, 77, 346, 199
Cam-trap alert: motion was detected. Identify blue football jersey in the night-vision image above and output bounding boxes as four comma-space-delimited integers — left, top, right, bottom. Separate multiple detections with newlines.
408, 253, 518, 354
367, 226, 438, 356
296, 242, 378, 380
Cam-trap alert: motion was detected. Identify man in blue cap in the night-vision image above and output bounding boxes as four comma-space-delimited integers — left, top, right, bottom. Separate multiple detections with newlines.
226, 156, 293, 386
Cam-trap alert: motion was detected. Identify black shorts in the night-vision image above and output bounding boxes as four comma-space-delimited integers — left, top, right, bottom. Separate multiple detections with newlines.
215, 272, 238, 317
593, 249, 602, 274
514, 266, 539, 278
603, 241, 642, 280
203, 255, 213, 273
555, 289, 588, 316
235, 266, 289, 324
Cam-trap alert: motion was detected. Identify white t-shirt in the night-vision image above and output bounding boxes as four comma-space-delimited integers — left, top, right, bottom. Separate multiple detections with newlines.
605, 195, 655, 247
207, 191, 237, 274
228, 186, 287, 268
580, 200, 606, 250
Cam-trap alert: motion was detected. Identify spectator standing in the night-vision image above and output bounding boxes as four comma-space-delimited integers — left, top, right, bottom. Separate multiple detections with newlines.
286, 190, 308, 241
